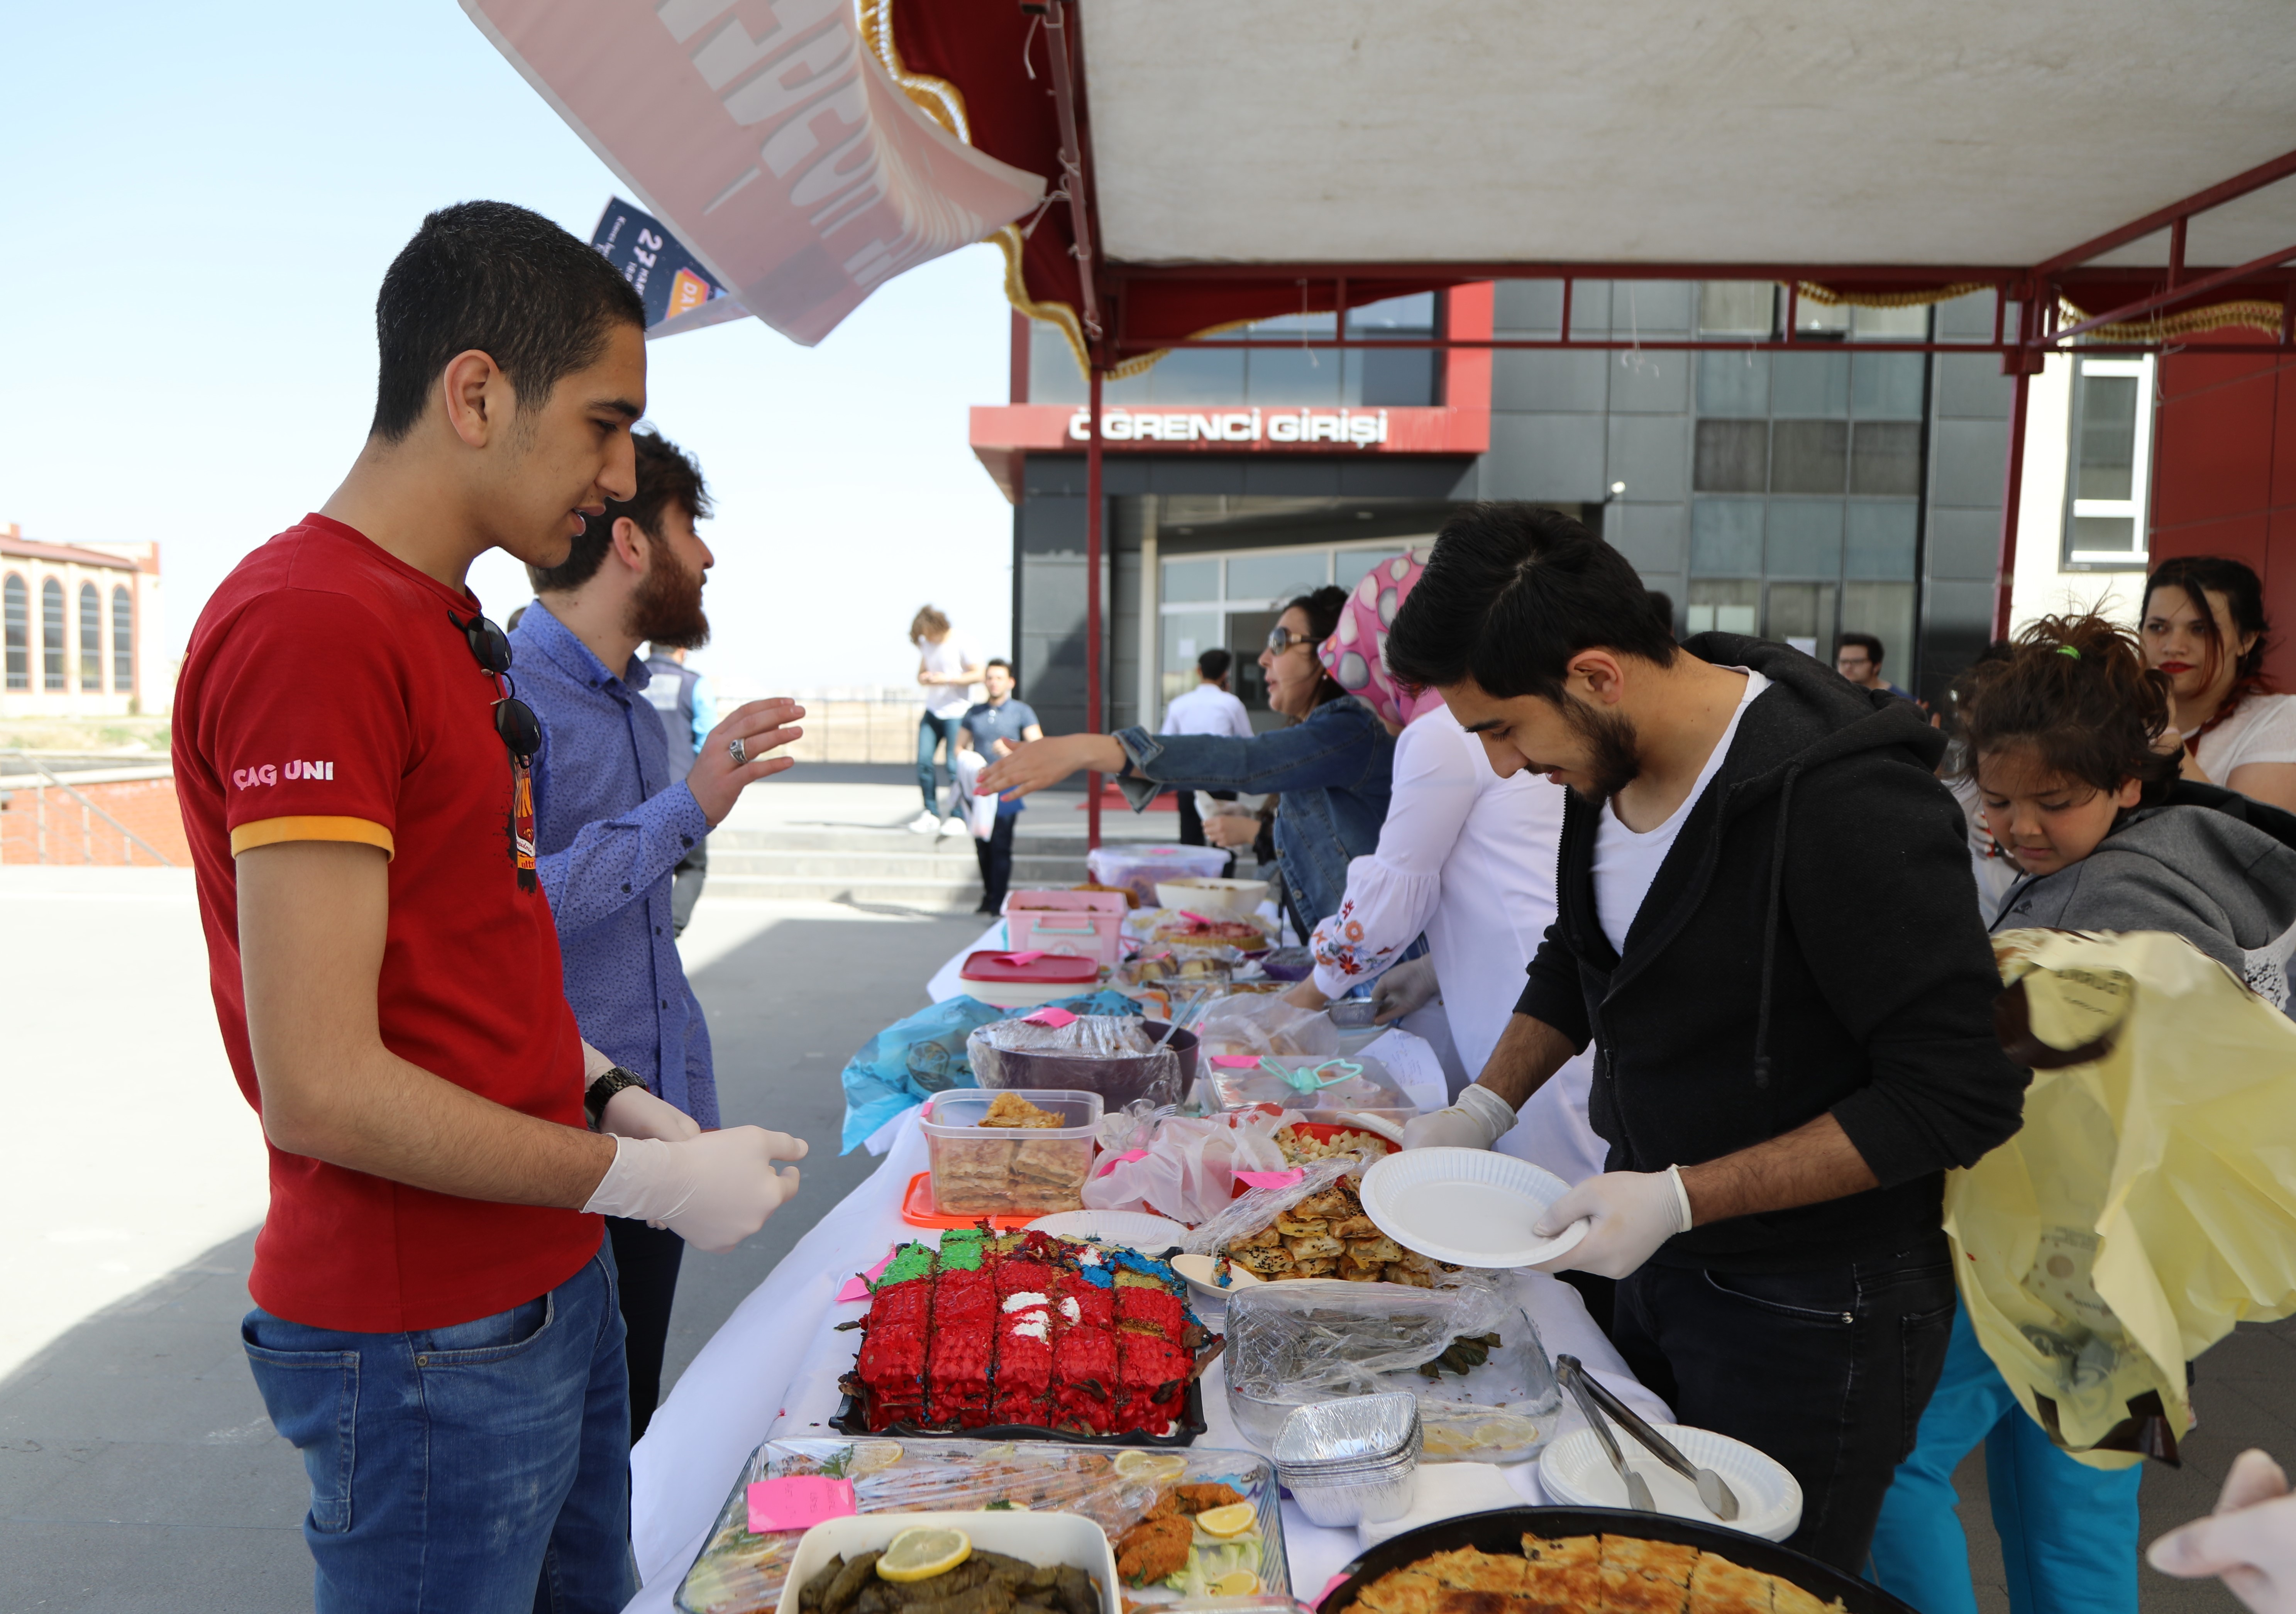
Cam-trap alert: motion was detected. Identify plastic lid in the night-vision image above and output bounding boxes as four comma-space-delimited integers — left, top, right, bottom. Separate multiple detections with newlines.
960, 950, 1100, 983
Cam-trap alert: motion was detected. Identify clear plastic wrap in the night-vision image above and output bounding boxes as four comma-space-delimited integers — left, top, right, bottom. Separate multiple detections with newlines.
1178, 1157, 1361, 1258
674, 1438, 1296, 1614
1193, 996, 1340, 1061
1082, 1107, 1292, 1226
969, 1015, 1188, 1110
1220, 1273, 1558, 1460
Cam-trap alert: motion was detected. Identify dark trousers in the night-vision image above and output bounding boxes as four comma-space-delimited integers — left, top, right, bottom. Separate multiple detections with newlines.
1174, 789, 1236, 855
1611, 1234, 1956, 1570
670, 839, 706, 937
974, 812, 1016, 912
604, 1216, 685, 1444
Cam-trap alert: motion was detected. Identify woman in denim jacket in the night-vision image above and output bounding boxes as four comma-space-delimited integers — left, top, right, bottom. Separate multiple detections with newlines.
977, 586, 1394, 933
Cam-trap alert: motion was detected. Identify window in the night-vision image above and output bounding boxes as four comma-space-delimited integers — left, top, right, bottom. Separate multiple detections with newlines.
79, 582, 102, 690
1698, 283, 1774, 335
42, 578, 64, 690
3, 575, 25, 690
2062, 357, 2154, 569
1694, 420, 1768, 492
112, 585, 133, 691
1030, 293, 1440, 411
1770, 421, 1848, 494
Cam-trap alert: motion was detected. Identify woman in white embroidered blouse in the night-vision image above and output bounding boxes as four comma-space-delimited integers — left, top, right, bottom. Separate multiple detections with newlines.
1279, 554, 1605, 1186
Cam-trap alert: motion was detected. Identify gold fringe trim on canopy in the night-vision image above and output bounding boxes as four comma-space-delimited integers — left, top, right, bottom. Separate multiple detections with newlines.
1797, 281, 1991, 308
2061, 298, 2286, 344
860, 0, 1127, 382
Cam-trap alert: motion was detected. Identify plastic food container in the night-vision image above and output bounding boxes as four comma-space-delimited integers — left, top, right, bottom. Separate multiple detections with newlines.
1153, 876, 1269, 919
919, 1088, 1102, 1216
1087, 844, 1232, 907
972, 1022, 1200, 1110
774, 1510, 1121, 1614
960, 949, 1104, 1008
1003, 890, 1131, 967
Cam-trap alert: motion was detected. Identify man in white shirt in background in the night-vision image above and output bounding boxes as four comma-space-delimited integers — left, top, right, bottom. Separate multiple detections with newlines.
1160, 647, 1254, 846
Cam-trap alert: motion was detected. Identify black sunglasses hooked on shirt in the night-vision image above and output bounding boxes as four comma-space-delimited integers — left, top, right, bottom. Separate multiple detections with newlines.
449, 610, 543, 762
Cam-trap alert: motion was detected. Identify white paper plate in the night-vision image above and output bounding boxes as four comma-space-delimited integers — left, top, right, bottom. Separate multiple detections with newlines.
1357, 1148, 1589, 1268
1025, 1210, 1191, 1248
1538, 1420, 1803, 1541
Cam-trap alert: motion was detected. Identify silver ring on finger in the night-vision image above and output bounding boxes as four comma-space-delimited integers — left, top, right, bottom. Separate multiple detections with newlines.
728, 736, 747, 766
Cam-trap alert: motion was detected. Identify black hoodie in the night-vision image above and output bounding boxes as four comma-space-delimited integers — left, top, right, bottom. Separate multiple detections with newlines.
1515, 634, 2030, 1272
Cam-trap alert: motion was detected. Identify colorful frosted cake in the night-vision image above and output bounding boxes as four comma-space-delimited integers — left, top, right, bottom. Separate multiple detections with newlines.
842, 1230, 1215, 1439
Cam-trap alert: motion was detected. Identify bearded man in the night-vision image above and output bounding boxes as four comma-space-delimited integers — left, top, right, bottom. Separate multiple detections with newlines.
1382, 504, 2027, 1572
516, 428, 802, 1440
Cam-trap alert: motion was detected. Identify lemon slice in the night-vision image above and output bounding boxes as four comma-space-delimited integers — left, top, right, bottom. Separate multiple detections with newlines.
845, 1440, 904, 1478
876, 1526, 971, 1582
1211, 1570, 1261, 1597
1193, 1503, 1258, 1540
1113, 1450, 1189, 1485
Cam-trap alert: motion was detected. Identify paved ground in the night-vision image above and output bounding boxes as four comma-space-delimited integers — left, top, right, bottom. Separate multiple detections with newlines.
0, 807, 2275, 1611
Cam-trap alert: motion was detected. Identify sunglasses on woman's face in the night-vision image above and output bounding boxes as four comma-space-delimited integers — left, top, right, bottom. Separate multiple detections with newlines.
1265, 626, 1317, 654
449, 611, 543, 762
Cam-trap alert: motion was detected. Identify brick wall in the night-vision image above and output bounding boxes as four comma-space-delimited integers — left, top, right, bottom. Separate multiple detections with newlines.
0, 773, 190, 865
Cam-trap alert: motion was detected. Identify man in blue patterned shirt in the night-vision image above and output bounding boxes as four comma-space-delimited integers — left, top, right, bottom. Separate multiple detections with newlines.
514, 429, 803, 1438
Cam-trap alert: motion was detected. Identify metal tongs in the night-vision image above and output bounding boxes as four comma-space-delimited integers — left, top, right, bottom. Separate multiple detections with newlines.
1555, 1355, 1740, 1522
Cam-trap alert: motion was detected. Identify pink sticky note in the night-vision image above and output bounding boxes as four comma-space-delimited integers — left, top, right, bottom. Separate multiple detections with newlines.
1236, 1168, 1306, 1192
1002, 949, 1048, 966
747, 1475, 856, 1533
1023, 1006, 1077, 1027
1210, 1054, 1262, 1068
1094, 1147, 1150, 1178
1177, 910, 1216, 925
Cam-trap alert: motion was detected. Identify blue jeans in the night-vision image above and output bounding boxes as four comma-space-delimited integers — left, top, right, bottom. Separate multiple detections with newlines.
241, 1244, 637, 1614
918, 712, 963, 811
1867, 1302, 2142, 1614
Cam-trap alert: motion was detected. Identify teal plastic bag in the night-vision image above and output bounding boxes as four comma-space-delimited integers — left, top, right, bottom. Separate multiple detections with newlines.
837, 991, 1143, 1152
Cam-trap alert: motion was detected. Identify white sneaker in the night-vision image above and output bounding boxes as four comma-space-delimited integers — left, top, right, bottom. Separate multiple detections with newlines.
908, 810, 940, 834
940, 816, 970, 838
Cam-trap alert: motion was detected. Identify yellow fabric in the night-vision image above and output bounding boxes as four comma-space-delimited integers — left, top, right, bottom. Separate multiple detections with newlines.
1948, 929, 2296, 1469
230, 815, 395, 859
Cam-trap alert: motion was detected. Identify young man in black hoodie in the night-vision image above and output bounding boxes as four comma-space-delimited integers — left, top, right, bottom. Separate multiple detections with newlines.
1385, 505, 2028, 1570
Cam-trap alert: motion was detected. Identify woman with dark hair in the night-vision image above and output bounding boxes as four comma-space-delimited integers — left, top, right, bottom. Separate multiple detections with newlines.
1869, 611, 2296, 1614
2140, 555, 2296, 812
976, 584, 1394, 933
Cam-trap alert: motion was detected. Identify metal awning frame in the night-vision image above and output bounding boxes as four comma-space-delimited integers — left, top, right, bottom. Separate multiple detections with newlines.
1021, 0, 2296, 847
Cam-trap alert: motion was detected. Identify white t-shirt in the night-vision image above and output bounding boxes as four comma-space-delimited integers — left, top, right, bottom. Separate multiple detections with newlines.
1591, 670, 1771, 957
1160, 683, 1254, 738
2194, 692, 2296, 785
917, 635, 981, 719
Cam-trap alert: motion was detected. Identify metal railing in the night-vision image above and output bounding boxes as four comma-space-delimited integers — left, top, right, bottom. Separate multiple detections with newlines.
4, 753, 176, 865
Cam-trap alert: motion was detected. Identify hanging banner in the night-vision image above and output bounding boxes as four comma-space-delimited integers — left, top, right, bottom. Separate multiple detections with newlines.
591, 197, 744, 336
463, 0, 1046, 346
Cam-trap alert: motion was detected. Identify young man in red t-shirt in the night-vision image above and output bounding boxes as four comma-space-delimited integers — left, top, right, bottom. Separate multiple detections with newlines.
173, 201, 808, 1613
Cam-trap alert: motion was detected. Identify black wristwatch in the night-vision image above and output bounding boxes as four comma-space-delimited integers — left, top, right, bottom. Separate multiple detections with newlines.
584, 1066, 646, 1129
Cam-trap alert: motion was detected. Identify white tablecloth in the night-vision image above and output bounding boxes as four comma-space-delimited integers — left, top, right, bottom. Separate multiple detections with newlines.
623, 1112, 1668, 1614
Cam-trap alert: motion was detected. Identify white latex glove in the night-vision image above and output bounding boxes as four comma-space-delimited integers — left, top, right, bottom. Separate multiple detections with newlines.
1400, 1083, 1519, 1150
2150, 1449, 2296, 1612
599, 1084, 702, 1142
1531, 1167, 1692, 1279
581, 1127, 806, 1252
1370, 956, 1439, 1023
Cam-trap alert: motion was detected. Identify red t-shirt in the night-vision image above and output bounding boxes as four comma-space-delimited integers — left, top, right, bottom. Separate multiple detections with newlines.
174, 514, 598, 1332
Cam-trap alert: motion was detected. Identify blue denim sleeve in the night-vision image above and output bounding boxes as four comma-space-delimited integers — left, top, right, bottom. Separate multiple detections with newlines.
1108, 702, 1382, 809
534, 780, 711, 937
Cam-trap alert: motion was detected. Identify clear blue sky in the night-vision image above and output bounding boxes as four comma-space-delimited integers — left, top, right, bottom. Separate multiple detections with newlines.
0, 2, 1019, 697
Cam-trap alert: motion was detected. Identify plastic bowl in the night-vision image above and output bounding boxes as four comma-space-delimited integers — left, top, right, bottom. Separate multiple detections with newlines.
971, 1022, 1200, 1110
1156, 876, 1271, 919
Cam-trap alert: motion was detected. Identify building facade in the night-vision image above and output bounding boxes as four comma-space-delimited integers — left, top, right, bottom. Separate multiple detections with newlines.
971, 281, 2016, 734
0, 524, 164, 717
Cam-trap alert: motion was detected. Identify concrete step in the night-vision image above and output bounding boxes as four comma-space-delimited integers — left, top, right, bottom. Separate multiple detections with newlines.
709, 850, 1083, 879
704, 873, 989, 910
